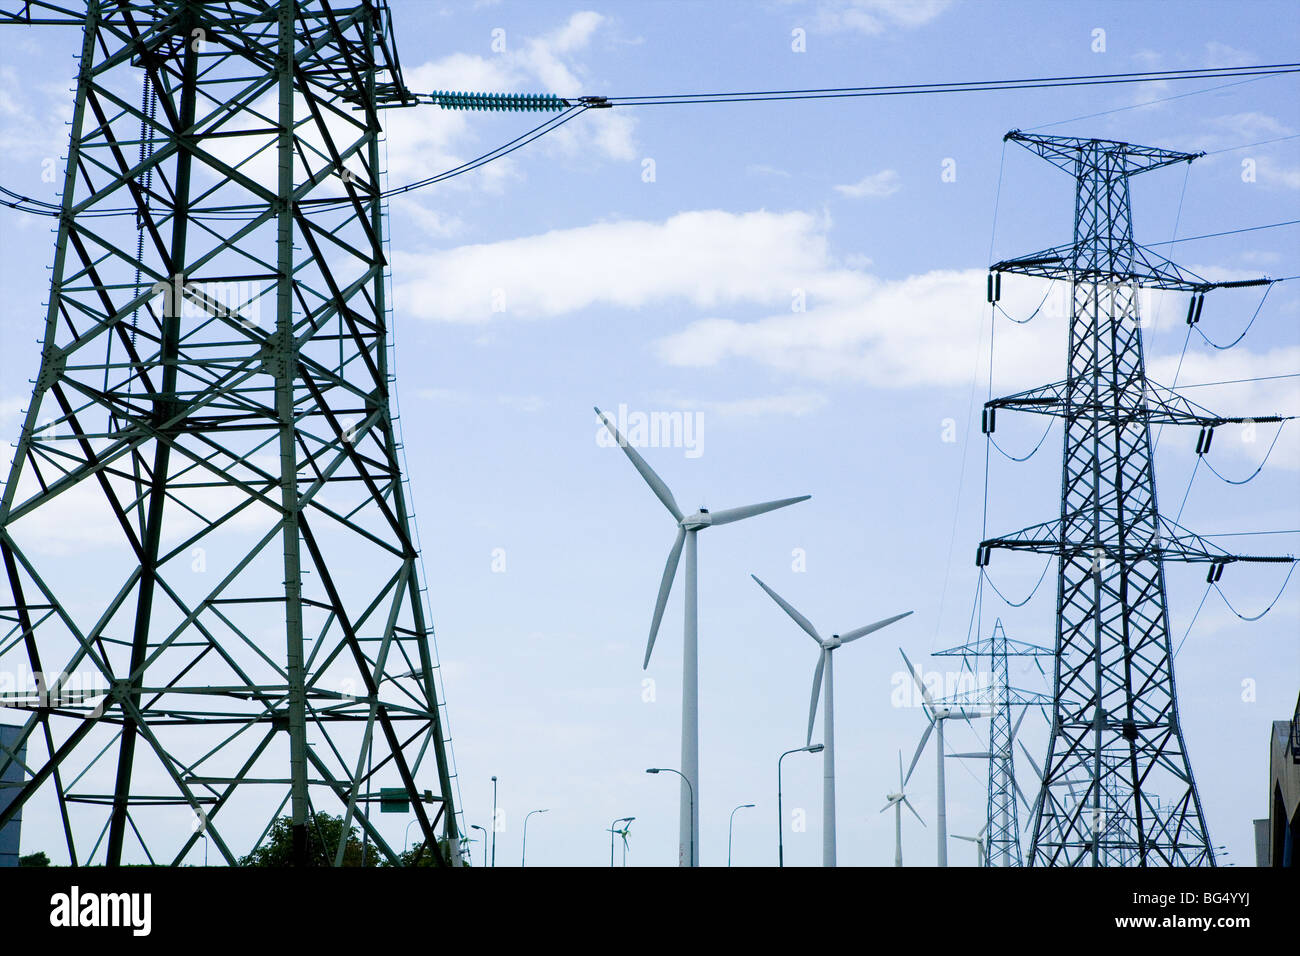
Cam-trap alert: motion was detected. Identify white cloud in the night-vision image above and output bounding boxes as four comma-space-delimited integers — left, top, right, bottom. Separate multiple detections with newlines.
391, 205, 1294, 474
393, 209, 843, 323
834, 169, 900, 199
1205, 41, 1255, 69
811, 0, 951, 35
387, 11, 637, 186
659, 390, 829, 421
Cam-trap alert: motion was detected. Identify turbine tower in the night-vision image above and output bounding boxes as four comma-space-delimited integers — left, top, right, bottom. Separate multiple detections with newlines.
751, 575, 911, 866
980, 130, 1294, 866
595, 407, 809, 866
900, 649, 985, 867
0, 0, 463, 866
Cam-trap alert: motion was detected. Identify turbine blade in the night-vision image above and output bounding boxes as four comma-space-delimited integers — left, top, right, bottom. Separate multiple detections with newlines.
1013, 776, 1032, 812
709, 495, 810, 527
839, 610, 913, 643
878, 799, 895, 814
643, 527, 686, 669
806, 649, 826, 745
950, 752, 993, 759
898, 750, 904, 790
594, 406, 683, 521
751, 574, 821, 643
899, 648, 936, 717
1017, 740, 1044, 782
903, 796, 925, 827
1010, 706, 1028, 743
904, 720, 933, 786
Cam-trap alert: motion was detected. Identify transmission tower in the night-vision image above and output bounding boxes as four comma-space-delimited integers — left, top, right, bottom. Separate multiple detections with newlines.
936, 618, 1051, 866
0, 0, 465, 866
979, 131, 1294, 867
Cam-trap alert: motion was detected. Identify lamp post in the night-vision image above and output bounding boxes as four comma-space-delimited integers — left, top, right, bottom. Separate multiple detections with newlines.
490, 775, 498, 868
609, 816, 635, 867
470, 824, 487, 868
728, 803, 755, 866
778, 743, 824, 867
404, 819, 419, 853
522, 809, 548, 867
646, 768, 694, 867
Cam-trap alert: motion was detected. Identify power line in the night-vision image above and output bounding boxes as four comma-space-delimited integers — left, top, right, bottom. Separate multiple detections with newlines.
1178, 372, 1300, 389
1150, 219, 1300, 246
595, 63, 1300, 106
1025, 76, 1269, 131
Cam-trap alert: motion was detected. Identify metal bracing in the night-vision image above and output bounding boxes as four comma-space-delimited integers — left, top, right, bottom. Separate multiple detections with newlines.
980, 132, 1295, 867
936, 620, 1052, 867
0, 0, 460, 866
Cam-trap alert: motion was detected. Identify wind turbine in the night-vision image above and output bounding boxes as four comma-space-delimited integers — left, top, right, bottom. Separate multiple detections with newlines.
900, 648, 986, 867
751, 574, 912, 866
595, 406, 810, 867
953, 822, 989, 866
880, 749, 925, 867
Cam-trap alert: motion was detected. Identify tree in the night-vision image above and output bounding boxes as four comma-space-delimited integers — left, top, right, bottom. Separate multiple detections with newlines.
19, 851, 50, 867
239, 812, 380, 867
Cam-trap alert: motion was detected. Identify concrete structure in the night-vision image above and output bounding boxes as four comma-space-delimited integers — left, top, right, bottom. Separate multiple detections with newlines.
0, 724, 25, 867
1264, 693, 1300, 867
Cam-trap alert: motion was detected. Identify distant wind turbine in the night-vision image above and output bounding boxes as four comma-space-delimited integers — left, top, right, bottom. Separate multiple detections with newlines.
751, 574, 911, 867
954, 822, 990, 866
900, 648, 986, 867
595, 406, 810, 866
880, 749, 925, 867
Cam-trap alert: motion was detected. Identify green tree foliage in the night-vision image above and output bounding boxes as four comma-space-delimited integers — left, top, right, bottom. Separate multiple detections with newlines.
18, 851, 50, 867
239, 812, 379, 867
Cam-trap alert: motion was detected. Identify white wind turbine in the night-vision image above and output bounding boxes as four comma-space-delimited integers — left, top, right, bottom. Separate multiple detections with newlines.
751, 574, 912, 867
900, 648, 987, 867
953, 822, 989, 866
595, 407, 810, 867
880, 749, 925, 867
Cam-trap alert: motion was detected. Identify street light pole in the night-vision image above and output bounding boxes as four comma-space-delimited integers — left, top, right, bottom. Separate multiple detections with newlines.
609, 816, 634, 867
522, 809, 548, 867
728, 803, 755, 866
470, 824, 487, 868
646, 768, 694, 867
778, 743, 824, 867
490, 775, 498, 868
404, 819, 418, 854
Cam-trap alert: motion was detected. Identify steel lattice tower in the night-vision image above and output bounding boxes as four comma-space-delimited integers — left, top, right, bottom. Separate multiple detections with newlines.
978, 131, 1292, 867
936, 618, 1051, 867
0, 0, 463, 866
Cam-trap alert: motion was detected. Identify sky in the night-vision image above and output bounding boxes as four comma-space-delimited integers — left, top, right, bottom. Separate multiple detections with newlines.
0, 0, 1297, 867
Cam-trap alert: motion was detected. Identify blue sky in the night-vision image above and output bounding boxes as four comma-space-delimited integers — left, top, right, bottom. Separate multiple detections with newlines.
0, 0, 1297, 866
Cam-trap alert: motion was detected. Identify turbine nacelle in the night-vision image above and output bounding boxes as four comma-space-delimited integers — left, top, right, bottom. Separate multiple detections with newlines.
680, 509, 711, 531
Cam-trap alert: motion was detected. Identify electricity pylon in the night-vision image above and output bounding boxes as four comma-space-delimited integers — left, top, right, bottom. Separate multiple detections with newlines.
978, 131, 1294, 866
0, 0, 464, 866
935, 618, 1052, 867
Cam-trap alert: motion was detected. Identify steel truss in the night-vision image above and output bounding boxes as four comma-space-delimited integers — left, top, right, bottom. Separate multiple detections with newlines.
936, 619, 1052, 867
0, 0, 461, 866
980, 131, 1294, 866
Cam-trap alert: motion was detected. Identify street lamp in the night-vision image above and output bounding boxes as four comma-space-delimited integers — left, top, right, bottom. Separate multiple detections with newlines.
404, 819, 419, 854
778, 743, 824, 867
609, 816, 635, 867
470, 824, 487, 868
490, 775, 498, 868
646, 768, 694, 867
728, 803, 756, 866
522, 809, 548, 867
